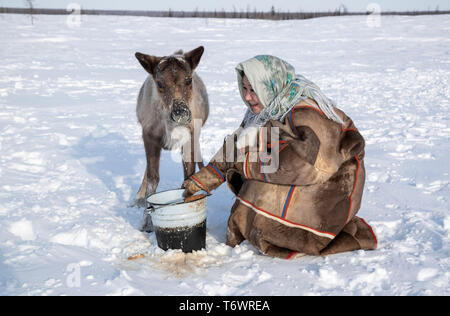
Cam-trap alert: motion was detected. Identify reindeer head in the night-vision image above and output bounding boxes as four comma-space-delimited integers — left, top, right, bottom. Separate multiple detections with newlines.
135, 46, 204, 125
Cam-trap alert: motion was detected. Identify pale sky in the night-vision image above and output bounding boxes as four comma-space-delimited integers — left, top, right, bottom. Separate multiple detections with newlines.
1, 0, 449, 12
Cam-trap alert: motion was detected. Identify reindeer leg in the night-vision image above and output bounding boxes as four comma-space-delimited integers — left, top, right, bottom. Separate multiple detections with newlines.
136, 133, 162, 232
134, 132, 161, 208
195, 138, 205, 170
134, 165, 149, 207
182, 133, 196, 181
193, 118, 204, 170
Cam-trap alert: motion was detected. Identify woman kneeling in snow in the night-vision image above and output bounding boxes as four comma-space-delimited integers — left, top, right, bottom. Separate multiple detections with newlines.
183, 55, 377, 259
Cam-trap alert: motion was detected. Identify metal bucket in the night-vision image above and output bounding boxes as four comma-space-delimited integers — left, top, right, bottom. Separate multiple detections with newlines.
145, 189, 207, 253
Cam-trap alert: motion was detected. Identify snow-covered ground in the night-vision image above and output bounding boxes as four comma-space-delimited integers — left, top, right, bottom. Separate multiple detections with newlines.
0, 13, 449, 296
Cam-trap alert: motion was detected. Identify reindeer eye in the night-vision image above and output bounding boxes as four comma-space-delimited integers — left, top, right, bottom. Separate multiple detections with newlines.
185, 77, 192, 85
156, 81, 164, 90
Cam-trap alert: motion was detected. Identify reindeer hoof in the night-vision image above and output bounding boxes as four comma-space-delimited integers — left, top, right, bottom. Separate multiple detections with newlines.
139, 208, 153, 233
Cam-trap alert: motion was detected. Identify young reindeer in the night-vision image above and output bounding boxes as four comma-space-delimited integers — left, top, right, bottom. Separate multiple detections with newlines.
133, 46, 209, 209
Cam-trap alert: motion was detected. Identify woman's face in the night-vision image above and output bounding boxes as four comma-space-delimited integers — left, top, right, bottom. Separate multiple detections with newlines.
242, 75, 264, 114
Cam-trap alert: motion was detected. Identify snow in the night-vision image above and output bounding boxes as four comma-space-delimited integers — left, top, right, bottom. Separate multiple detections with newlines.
0, 13, 449, 296
8, 219, 36, 241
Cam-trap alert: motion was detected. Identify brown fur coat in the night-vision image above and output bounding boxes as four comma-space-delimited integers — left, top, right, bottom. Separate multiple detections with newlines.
190, 99, 377, 258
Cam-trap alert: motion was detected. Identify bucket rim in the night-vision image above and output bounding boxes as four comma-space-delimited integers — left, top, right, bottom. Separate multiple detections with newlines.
146, 188, 209, 207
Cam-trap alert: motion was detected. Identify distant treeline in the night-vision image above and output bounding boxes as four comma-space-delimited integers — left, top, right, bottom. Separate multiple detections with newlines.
1, 6, 449, 20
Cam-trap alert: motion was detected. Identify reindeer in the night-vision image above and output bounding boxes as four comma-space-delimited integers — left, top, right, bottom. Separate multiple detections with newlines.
133, 46, 209, 209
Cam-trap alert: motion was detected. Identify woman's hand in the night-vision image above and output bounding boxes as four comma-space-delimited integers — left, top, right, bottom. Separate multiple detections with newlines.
182, 179, 202, 198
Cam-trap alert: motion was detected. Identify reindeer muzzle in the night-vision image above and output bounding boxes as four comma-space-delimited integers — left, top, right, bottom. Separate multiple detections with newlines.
171, 100, 192, 125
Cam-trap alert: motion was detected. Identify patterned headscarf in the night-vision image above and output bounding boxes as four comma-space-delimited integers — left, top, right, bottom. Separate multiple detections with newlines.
236, 55, 344, 127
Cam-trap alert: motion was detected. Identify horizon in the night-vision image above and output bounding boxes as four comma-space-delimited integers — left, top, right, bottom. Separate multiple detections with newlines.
1, 0, 449, 12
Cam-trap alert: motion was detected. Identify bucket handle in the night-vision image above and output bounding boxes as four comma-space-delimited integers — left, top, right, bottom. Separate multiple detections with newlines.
147, 190, 210, 209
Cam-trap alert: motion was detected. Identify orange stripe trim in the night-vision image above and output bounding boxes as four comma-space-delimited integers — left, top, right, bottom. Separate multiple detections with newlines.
237, 195, 336, 239
345, 155, 360, 224
281, 185, 295, 219
206, 164, 225, 182
360, 218, 378, 249
278, 144, 289, 153
190, 175, 210, 194
292, 105, 326, 117
268, 140, 288, 149
342, 126, 358, 132
260, 159, 266, 182
259, 153, 269, 183
244, 152, 250, 179
286, 251, 297, 260
289, 105, 327, 139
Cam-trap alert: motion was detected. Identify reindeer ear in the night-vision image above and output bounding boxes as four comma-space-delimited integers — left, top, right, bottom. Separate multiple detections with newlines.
184, 46, 204, 71
135, 52, 161, 75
